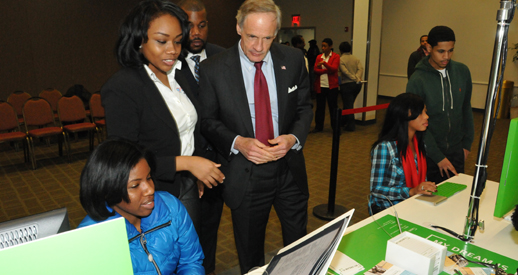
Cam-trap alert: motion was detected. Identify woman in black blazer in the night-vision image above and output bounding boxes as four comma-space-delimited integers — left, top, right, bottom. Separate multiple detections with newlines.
100, 0, 224, 233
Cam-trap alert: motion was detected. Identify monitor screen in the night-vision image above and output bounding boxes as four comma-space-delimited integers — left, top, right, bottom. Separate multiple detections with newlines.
494, 117, 518, 218
0, 218, 133, 274
0, 208, 70, 249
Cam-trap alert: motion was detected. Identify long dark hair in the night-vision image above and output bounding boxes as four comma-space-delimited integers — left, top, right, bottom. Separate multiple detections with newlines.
79, 138, 156, 221
116, 0, 190, 68
372, 93, 426, 160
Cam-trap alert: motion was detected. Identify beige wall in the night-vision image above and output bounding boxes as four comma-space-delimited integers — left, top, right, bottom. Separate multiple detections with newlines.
6, 0, 514, 110
0, 1, 139, 99
277, 0, 354, 47
378, 0, 518, 109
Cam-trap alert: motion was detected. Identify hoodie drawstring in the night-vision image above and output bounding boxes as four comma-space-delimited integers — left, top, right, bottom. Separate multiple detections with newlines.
446, 70, 453, 109
440, 73, 445, 111
439, 70, 454, 111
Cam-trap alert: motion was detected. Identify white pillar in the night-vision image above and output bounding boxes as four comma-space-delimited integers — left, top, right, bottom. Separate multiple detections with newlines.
352, 0, 383, 123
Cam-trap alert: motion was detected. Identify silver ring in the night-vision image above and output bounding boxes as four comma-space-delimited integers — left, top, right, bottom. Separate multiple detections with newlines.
421, 186, 424, 191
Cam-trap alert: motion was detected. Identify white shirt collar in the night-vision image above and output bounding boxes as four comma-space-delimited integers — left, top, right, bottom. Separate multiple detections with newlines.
143, 60, 182, 83
186, 49, 207, 61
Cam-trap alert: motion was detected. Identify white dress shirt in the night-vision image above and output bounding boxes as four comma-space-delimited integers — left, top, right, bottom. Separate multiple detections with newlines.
144, 62, 197, 156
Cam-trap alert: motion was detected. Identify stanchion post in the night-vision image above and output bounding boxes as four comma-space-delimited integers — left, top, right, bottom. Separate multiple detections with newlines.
313, 108, 348, 220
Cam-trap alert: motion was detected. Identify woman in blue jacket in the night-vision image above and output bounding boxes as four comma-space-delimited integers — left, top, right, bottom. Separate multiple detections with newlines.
78, 139, 204, 275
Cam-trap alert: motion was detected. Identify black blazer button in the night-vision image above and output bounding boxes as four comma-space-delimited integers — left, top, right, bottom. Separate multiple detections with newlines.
245, 168, 249, 173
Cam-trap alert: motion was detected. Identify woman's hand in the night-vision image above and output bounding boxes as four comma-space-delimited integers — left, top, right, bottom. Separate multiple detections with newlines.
409, 181, 437, 196
177, 156, 225, 188
197, 180, 205, 198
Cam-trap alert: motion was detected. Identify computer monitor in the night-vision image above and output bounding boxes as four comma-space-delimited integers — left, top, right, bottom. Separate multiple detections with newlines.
0, 217, 133, 274
494, 117, 518, 218
0, 207, 70, 249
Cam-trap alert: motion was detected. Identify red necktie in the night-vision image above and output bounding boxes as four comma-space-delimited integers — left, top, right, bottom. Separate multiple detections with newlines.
254, 61, 274, 145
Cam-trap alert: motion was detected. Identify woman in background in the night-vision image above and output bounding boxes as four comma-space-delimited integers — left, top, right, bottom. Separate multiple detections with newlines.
307, 39, 320, 99
338, 41, 363, 132
311, 38, 340, 133
78, 139, 204, 274
369, 93, 436, 214
100, 0, 224, 233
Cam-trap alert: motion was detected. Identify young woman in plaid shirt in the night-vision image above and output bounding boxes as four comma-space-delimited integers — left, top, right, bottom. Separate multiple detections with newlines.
369, 93, 437, 214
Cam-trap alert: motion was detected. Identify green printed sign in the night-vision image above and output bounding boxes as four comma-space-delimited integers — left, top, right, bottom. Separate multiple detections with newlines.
330, 215, 517, 275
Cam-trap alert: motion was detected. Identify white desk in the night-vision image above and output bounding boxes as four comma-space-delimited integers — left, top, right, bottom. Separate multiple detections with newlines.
355, 173, 517, 260
247, 174, 517, 274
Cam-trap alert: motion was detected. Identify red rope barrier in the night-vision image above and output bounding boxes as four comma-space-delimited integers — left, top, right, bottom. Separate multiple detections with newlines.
341, 103, 390, 116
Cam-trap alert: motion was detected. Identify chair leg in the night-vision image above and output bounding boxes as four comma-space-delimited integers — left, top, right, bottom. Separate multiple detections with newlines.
64, 132, 71, 163
95, 127, 102, 144
57, 133, 63, 156
27, 136, 37, 170
14, 141, 21, 152
88, 130, 94, 151
62, 132, 70, 161
22, 139, 28, 163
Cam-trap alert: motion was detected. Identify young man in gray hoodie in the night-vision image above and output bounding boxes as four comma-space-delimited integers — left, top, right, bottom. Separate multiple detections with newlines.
406, 26, 474, 184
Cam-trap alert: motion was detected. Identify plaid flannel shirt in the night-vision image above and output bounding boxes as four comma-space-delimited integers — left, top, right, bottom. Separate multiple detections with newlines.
369, 141, 412, 212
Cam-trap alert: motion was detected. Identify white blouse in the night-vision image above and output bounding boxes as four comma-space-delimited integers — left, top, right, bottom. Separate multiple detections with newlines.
144, 62, 197, 156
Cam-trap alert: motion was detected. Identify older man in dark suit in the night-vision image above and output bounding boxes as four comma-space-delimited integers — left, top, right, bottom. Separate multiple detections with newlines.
199, 0, 313, 273
177, 1, 225, 275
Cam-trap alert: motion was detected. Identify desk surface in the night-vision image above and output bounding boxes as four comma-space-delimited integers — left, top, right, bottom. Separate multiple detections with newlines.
247, 174, 517, 274
351, 173, 517, 260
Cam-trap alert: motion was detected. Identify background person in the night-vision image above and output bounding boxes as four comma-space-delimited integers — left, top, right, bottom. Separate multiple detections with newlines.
407, 35, 429, 79
291, 34, 306, 55
100, 0, 224, 234
338, 41, 363, 132
291, 34, 308, 71
78, 139, 204, 274
407, 26, 474, 184
177, 1, 225, 274
178, 0, 225, 93
307, 39, 320, 98
312, 38, 340, 133
369, 93, 436, 215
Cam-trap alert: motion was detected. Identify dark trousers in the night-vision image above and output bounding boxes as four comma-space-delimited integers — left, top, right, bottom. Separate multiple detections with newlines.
177, 174, 202, 235
200, 185, 224, 274
198, 147, 224, 274
426, 147, 465, 184
340, 82, 362, 130
314, 87, 339, 131
231, 160, 308, 274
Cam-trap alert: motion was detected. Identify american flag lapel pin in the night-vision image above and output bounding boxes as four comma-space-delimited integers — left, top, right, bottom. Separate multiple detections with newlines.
281, 65, 286, 70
